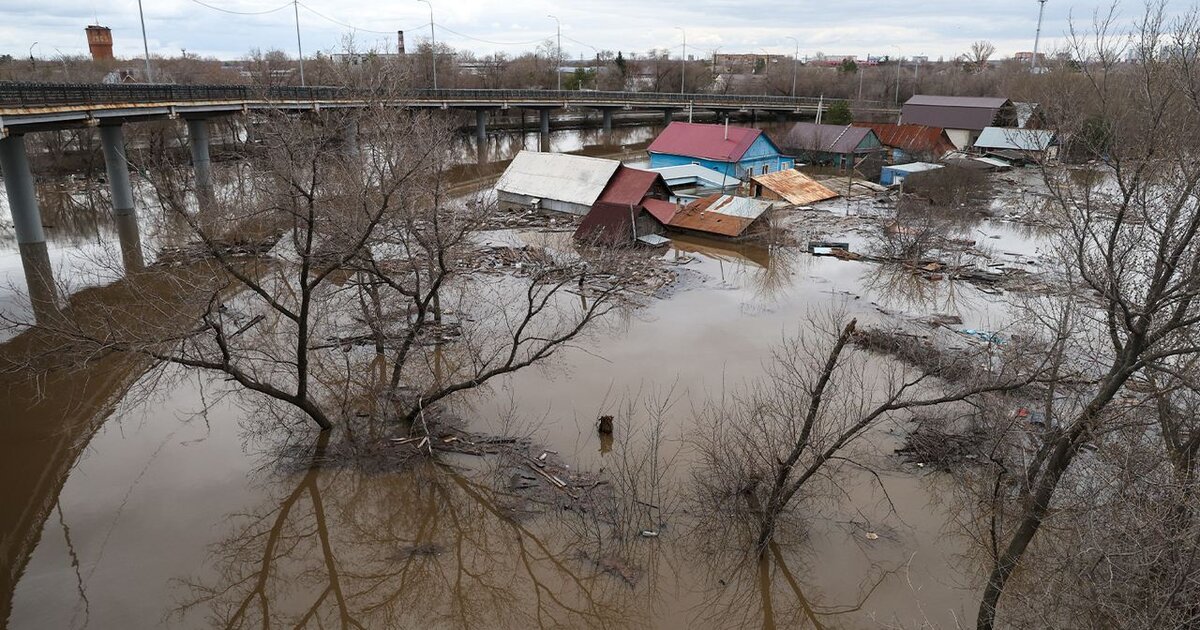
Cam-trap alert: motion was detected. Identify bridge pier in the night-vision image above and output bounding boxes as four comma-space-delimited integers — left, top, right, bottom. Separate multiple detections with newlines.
601, 108, 614, 132
186, 118, 213, 202
475, 109, 488, 142
662, 109, 675, 126
539, 109, 551, 136
99, 125, 135, 217
0, 134, 57, 321
342, 119, 359, 156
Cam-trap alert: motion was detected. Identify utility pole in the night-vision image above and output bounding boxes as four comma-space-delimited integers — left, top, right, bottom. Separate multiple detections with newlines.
419, 0, 437, 89
892, 47, 901, 105
136, 0, 153, 82
857, 62, 865, 100
676, 27, 686, 94
292, 0, 305, 86
1033, 0, 1049, 73
786, 36, 798, 98
548, 15, 561, 91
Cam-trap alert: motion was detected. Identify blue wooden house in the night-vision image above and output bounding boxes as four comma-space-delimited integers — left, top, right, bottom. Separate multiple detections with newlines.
647, 122, 792, 181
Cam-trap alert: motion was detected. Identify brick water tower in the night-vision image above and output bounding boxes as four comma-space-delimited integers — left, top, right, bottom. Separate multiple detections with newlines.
86, 25, 114, 61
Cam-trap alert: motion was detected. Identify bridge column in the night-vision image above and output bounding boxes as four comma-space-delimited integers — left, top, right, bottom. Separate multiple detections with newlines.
475, 109, 488, 142
186, 118, 213, 201
0, 134, 57, 321
601, 108, 614, 132
539, 109, 551, 136
342, 119, 359, 156
99, 125, 135, 217
662, 109, 675, 126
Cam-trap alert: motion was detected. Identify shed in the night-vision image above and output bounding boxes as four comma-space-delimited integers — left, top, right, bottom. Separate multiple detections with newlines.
880, 162, 944, 186
575, 201, 667, 246
972, 127, 1058, 162
648, 122, 793, 181
495, 151, 620, 215
778, 123, 884, 172
852, 123, 956, 163
666, 194, 775, 239
901, 95, 1016, 149
750, 169, 839, 206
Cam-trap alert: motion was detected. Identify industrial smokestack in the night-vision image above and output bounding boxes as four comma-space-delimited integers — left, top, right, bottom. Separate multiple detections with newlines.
397, 30, 406, 54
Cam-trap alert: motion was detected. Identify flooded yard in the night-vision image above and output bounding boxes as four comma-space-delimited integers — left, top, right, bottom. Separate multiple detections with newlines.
0, 122, 1052, 629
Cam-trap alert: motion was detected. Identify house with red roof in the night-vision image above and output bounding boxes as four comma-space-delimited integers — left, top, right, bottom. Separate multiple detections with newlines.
574, 165, 676, 246
647, 122, 792, 182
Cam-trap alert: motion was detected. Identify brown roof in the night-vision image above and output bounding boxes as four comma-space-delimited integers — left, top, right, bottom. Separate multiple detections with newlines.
641, 198, 679, 223
781, 123, 879, 154
575, 201, 661, 244
853, 123, 955, 156
597, 165, 669, 206
750, 170, 839, 206
667, 194, 773, 238
901, 95, 1013, 131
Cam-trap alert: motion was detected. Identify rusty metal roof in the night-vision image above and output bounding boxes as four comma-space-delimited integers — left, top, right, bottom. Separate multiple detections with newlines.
853, 122, 955, 156
750, 169, 839, 206
667, 194, 774, 238
647, 121, 765, 162
597, 165, 669, 206
641, 198, 679, 223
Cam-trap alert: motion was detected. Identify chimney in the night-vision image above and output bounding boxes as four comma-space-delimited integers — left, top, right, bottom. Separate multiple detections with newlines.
397, 30, 406, 54
86, 25, 114, 61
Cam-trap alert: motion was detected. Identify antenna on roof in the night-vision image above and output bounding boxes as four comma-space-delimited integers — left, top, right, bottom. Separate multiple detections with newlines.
1033, 0, 1048, 73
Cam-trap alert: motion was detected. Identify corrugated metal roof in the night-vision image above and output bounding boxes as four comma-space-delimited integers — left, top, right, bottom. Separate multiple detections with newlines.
642, 198, 679, 223
853, 123, 955, 156
649, 164, 736, 188
496, 150, 621, 208
884, 162, 944, 174
597, 165, 668, 206
647, 122, 764, 162
750, 169, 839, 205
781, 123, 877, 154
667, 194, 774, 238
902, 95, 1012, 131
973, 127, 1056, 151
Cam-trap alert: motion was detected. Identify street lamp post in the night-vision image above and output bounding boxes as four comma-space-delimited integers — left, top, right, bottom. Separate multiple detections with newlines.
28, 42, 37, 68
419, 0, 437, 89
675, 27, 686, 94
892, 45, 902, 105
548, 15, 561, 91
292, 0, 305, 86
785, 36, 798, 98
136, 0, 153, 82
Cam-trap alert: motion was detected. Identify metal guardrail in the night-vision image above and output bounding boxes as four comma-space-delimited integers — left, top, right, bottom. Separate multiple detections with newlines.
0, 81, 889, 110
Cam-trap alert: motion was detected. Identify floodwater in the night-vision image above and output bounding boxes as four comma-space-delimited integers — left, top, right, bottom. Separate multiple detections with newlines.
0, 122, 1048, 628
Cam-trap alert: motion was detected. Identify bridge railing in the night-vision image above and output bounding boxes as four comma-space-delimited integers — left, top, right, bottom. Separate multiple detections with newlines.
0, 81, 888, 110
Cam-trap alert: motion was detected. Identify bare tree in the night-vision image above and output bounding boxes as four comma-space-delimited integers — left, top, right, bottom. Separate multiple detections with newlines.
964, 41, 997, 72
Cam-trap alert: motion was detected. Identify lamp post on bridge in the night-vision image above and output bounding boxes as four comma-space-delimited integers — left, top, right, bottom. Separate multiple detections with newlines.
785, 36, 798, 98
419, 0, 437, 89
676, 27, 686, 95
548, 14, 561, 91
292, 0, 305, 86
136, 0, 153, 82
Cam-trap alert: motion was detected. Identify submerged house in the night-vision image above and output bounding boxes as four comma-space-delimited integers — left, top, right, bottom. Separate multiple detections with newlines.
852, 123, 956, 164
666, 194, 775, 239
496, 151, 620, 215
971, 127, 1059, 164
647, 122, 792, 181
777, 123, 884, 173
900, 95, 1016, 149
575, 165, 676, 245
750, 169, 839, 206
880, 161, 944, 186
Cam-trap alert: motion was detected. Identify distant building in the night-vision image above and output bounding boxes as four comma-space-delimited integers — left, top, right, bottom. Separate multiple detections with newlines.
1013, 51, 1047, 65
971, 127, 1059, 163
713, 53, 790, 74
777, 123, 884, 176
852, 123, 956, 163
648, 122, 792, 181
86, 25, 114, 61
809, 54, 860, 68
901, 95, 1016, 149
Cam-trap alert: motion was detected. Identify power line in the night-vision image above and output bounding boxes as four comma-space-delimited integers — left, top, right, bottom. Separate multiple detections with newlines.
183, 0, 292, 16
297, 1, 418, 35
432, 23, 550, 47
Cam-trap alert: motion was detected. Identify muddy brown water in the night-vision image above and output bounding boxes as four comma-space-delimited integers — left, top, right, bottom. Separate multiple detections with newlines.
0, 123, 1047, 628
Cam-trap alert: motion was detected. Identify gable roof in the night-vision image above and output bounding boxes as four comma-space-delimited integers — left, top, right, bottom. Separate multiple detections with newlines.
641, 198, 679, 224
668, 194, 774, 238
575, 201, 662, 245
780, 123, 878, 154
750, 170, 839, 206
853, 123, 956, 156
496, 151, 621, 207
648, 122, 766, 162
902, 95, 1013, 131
597, 165, 668, 206
973, 127, 1057, 151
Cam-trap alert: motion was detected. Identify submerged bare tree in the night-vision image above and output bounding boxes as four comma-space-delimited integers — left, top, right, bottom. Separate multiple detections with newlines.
969, 5, 1200, 627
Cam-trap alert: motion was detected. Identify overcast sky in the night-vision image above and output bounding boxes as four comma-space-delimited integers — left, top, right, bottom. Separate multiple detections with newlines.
0, 1, 1178, 63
